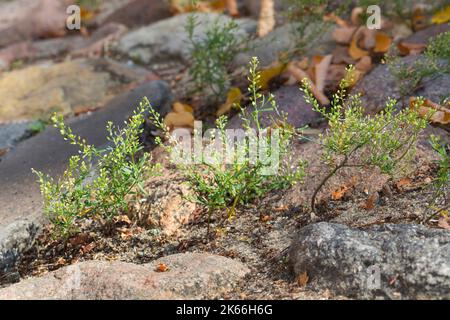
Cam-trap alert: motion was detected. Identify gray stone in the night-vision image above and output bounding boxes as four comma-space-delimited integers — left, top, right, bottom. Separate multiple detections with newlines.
0, 253, 249, 299
0, 122, 30, 150
116, 13, 257, 65
0, 217, 41, 275
233, 22, 335, 69
289, 222, 450, 299
352, 56, 450, 114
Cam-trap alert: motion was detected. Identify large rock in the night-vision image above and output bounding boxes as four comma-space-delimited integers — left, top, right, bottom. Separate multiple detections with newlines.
233, 22, 335, 68
227, 85, 321, 129
0, 0, 71, 48
0, 253, 249, 299
0, 58, 152, 123
0, 121, 31, 151
116, 13, 257, 65
289, 222, 450, 299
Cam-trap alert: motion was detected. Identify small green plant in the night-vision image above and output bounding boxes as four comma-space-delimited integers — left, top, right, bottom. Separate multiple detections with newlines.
186, 14, 245, 102
282, 0, 350, 57
386, 31, 450, 104
301, 66, 429, 214
149, 57, 306, 233
33, 101, 155, 238
427, 134, 450, 221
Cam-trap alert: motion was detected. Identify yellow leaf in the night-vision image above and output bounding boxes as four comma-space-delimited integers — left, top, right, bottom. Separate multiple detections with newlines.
431, 5, 450, 24
173, 102, 194, 113
216, 87, 243, 116
410, 97, 450, 125
349, 32, 369, 60
164, 111, 195, 128
374, 31, 392, 53
259, 61, 287, 90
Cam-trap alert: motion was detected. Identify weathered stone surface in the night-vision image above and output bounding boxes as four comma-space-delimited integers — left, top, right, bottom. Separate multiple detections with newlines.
0, 122, 30, 150
116, 13, 257, 65
131, 172, 196, 237
0, 80, 172, 240
233, 22, 335, 68
289, 222, 450, 299
0, 58, 152, 122
0, 0, 71, 48
0, 217, 41, 276
96, 0, 172, 28
351, 56, 450, 114
0, 253, 249, 299
227, 85, 321, 129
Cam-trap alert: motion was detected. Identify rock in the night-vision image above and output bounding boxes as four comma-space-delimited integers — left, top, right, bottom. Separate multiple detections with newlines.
351, 56, 450, 114
402, 23, 450, 46
0, 217, 41, 276
227, 85, 321, 129
289, 222, 450, 299
0, 122, 31, 151
95, 0, 172, 28
233, 22, 335, 69
0, 80, 172, 241
0, 253, 249, 299
116, 13, 257, 65
0, 58, 153, 123
0, 23, 129, 70
130, 172, 196, 237
0, 0, 71, 48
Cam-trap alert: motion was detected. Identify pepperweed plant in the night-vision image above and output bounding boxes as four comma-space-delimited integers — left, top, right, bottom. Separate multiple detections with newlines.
149, 57, 306, 233
33, 101, 155, 238
301, 66, 428, 214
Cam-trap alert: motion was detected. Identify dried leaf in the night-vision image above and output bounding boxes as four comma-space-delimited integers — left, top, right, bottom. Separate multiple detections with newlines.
216, 87, 243, 116
120, 228, 133, 241
395, 177, 412, 191
173, 102, 194, 113
315, 54, 333, 93
397, 41, 427, 56
355, 56, 373, 73
257, 0, 275, 37
226, 0, 239, 17
259, 61, 287, 90
349, 29, 369, 60
363, 192, 379, 211
297, 271, 309, 287
410, 97, 450, 125
351, 7, 364, 25
286, 62, 330, 105
412, 6, 428, 31
332, 26, 357, 44
431, 4, 450, 24
438, 215, 450, 230
155, 263, 169, 272
164, 111, 195, 129
374, 31, 392, 53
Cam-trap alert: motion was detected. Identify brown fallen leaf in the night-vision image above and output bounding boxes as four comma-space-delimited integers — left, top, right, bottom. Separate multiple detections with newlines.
120, 228, 133, 241
155, 263, 169, 272
297, 271, 309, 287
410, 97, 450, 126
257, 0, 275, 37
355, 56, 373, 73
374, 31, 392, 53
438, 215, 450, 230
333, 26, 357, 45
314, 54, 333, 93
397, 41, 427, 56
363, 192, 379, 211
412, 5, 429, 32
349, 28, 370, 60
395, 177, 412, 191
226, 0, 239, 16
351, 7, 364, 25
286, 62, 330, 105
